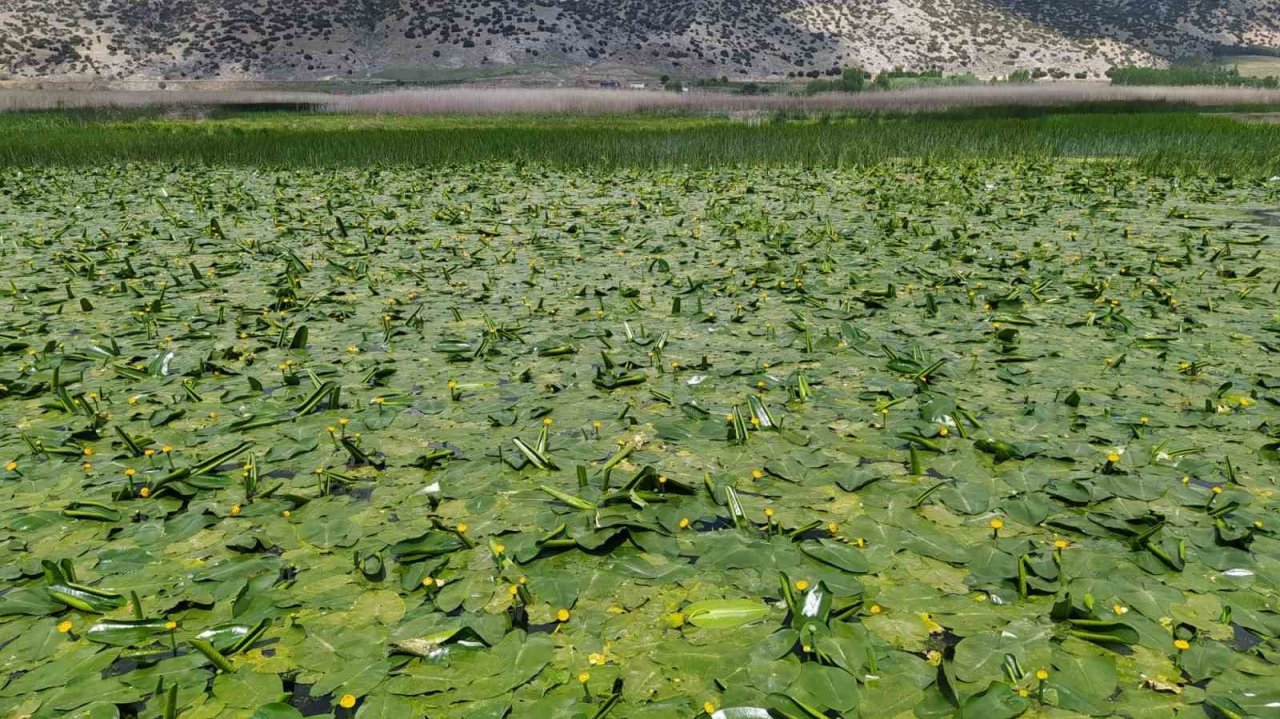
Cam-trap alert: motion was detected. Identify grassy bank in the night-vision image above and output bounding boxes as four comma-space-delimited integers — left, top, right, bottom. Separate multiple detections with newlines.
2, 110, 1280, 175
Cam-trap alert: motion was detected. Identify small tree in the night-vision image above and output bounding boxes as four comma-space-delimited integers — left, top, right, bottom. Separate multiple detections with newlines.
840, 66, 865, 91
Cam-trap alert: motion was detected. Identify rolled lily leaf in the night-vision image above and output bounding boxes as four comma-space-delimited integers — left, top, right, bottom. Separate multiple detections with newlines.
539, 485, 596, 510
682, 599, 771, 629
152, 441, 253, 491
189, 637, 236, 672
433, 340, 474, 354
1063, 618, 1140, 646
746, 395, 778, 431
86, 618, 172, 646
974, 438, 1036, 462
293, 381, 337, 415
711, 708, 772, 719
513, 436, 558, 470
198, 619, 271, 655
592, 371, 647, 390
62, 501, 121, 522
48, 583, 126, 613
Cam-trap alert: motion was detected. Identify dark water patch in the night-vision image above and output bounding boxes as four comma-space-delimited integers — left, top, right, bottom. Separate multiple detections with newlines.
1250, 209, 1280, 227
1232, 623, 1263, 651
695, 516, 734, 532
102, 657, 138, 679
333, 484, 374, 501
283, 678, 333, 716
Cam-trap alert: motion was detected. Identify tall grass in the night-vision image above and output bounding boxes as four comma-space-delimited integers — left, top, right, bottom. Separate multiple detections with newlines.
1, 111, 1278, 175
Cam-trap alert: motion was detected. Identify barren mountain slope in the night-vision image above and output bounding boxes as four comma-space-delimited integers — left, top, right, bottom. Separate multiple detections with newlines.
1, 0, 1277, 80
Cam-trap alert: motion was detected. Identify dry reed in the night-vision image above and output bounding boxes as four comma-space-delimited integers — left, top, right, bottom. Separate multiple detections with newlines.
3, 83, 1280, 116
321, 84, 1280, 116
0, 89, 330, 113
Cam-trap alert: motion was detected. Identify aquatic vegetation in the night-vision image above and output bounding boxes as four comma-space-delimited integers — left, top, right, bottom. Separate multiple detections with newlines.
0, 160, 1278, 717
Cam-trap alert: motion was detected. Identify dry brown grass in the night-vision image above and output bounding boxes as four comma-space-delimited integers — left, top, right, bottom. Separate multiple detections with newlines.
3, 83, 1280, 116
323, 84, 1280, 115
0, 89, 330, 113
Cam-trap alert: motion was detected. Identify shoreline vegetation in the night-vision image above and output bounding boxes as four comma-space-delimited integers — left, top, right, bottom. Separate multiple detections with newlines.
1, 104, 1279, 175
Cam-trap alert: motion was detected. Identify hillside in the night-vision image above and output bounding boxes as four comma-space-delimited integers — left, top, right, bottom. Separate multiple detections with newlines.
1, 0, 1278, 82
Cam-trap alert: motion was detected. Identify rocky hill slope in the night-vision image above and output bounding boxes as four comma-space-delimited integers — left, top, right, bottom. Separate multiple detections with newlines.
1, 0, 1277, 81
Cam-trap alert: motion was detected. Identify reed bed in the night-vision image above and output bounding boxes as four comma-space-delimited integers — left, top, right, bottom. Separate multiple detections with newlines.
1, 110, 1279, 176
